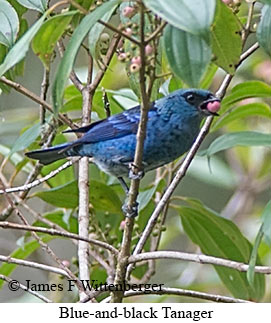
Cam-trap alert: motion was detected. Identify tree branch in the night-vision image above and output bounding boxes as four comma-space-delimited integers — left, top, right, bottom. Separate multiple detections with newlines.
129, 250, 271, 274
0, 159, 76, 194
122, 287, 250, 303
0, 221, 118, 255
77, 58, 93, 300
111, 1, 150, 303
0, 255, 69, 277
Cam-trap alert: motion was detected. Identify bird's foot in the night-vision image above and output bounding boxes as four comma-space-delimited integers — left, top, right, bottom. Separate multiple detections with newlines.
128, 163, 145, 180
122, 201, 139, 218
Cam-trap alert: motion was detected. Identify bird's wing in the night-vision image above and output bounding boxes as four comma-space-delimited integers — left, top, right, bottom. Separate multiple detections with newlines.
66, 104, 157, 144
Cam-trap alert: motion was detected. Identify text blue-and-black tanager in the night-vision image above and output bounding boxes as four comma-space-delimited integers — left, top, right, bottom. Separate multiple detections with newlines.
26, 89, 220, 215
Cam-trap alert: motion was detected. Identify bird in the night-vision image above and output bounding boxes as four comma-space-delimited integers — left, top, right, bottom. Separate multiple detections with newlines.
26, 88, 220, 216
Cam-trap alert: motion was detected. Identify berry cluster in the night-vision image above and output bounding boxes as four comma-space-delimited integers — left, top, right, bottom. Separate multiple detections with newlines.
117, 5, 154, 73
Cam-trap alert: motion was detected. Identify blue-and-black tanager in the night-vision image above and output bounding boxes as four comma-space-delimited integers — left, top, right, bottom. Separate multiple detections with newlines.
26, 89, 220, 215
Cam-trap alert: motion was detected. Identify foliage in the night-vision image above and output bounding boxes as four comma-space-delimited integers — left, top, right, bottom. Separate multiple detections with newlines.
0, 0, 271, 304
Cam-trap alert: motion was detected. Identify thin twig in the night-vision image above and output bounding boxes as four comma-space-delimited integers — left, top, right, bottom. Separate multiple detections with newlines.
145, 21, 167, 43
0, 274, 52, 303
129, 250, 271, 275
0, 255, 69, 277
98, 20, 140, 46
0, 222, 118, 255
242, 1, 256, 43
0, 160, 77, 194
120, 287, 250, 303
40, 68, 50, 126
89, 33, 121, 92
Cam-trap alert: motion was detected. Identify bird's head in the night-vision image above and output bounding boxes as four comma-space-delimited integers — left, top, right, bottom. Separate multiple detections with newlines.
169, 89, 221, 117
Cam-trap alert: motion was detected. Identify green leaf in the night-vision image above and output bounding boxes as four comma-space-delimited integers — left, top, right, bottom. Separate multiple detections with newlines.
33, 210, 78, 234
163, 25, 211, 87
7, 0, 27, 18
52, 0, 121, 114
0, 235, 54, 289
61, 95, 82, 112
211, 102, 271, 131
13, 18, 28, 76
0, 12, 47, 77
178, 204, 265, 300
201, 131, 271, 157
16, 0, 48, 13
10, 123, 40, 155
211, 0, 242, 74
88, 4, 118, 60
144, 0, 216, 38
32, 11, 76, 68
33, 180, 122, 213
222, 81, 271, 109
0, 0, 19, 47
257, 5, 271, 56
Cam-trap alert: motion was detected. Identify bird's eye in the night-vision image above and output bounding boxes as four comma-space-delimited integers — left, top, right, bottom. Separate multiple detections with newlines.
186, 94, 195, 103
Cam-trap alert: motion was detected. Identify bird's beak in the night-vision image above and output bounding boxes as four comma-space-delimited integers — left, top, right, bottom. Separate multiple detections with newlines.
199, 97, 221, 116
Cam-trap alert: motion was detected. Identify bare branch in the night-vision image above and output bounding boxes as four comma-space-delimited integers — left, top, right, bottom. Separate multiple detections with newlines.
0, 160, 76, 195
77, 62, 93, 300
111, 1, 150, 303
129, 250, 271, 274
0, 221, 118, 256
89, 33, 121, 93
39, 67, 50, 126
145, 21, 167, 43
0, 255, 69, 277
123, 287, 250, 303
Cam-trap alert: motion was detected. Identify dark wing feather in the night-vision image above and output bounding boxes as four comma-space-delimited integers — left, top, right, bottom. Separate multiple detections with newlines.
68, 104, 157, 144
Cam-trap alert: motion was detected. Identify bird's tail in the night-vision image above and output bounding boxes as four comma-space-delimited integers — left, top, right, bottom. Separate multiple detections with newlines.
25, 143, 72, 165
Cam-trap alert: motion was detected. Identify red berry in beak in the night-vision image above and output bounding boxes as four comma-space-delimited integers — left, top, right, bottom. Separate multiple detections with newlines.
207, 100, 220, 114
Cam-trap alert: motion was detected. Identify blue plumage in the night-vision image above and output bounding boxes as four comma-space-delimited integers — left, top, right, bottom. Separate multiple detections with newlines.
26, 89, 220, 178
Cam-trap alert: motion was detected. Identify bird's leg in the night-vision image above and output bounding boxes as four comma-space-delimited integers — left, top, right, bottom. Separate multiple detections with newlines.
117, 176, 129, 195
128, 163, 145, 180
117, 177, 138, 218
